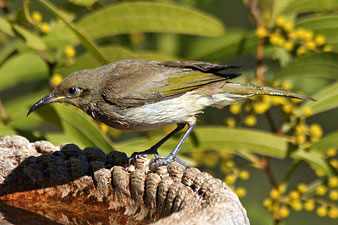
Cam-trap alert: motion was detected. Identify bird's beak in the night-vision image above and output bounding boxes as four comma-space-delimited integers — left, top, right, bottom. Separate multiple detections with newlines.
27, 93, 65, 116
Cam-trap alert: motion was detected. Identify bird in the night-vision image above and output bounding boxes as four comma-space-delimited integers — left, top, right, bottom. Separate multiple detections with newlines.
27, 60, 314, 168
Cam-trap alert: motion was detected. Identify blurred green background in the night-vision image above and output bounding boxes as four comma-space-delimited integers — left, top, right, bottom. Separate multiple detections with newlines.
1, 0, 338, 224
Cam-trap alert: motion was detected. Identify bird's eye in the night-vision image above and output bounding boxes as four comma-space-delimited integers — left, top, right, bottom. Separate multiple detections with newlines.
68, 87, 80, 95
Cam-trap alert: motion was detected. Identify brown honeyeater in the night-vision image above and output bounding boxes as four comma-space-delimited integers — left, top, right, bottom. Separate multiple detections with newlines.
28, 60, 315, 168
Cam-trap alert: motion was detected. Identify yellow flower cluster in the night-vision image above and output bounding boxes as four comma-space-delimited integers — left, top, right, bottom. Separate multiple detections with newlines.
256, 16, 333, 56
263, 181, 338, 219
32, 11, 51, 33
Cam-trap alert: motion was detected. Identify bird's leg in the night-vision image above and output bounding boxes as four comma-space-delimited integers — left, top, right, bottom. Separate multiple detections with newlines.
130, 123, 186, 160
151, 122, 196, 170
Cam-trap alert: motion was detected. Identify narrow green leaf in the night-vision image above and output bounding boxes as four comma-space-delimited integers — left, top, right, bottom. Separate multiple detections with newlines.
115, 127, 332, 174
69, 0, 97, 7
0, 125, 17, 137
0, 17, 14, 36
186, 29, 257, 61
310, 131, 338, 153
302, 81, 338, 114
37, 0, 109, 64
296, 15, 338, 49
56, 46, 136, 75
78, 1, 225, 38
35, 104, 114, 152
275, 52, 338, 80
13, 24, 46, 51
0, 40, 21, 65
0, 52, 48, 91
276, 0, 338, 17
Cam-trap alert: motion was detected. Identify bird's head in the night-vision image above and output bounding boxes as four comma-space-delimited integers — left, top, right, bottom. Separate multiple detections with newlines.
27, 70, 97, 116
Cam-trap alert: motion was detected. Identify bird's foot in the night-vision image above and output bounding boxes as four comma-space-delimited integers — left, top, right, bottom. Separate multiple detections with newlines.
129, 147, 159, 164
150, 154, 187, 170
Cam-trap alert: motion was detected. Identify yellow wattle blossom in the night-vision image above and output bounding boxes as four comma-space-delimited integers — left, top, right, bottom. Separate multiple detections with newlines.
288, 31, 297, 40
276, 16, 285, 27
271, 96, 285, 105
282, 81, 293, 90
317, 206, 327, 217
225, 175, 236, 185
229, 104, 241, 114
303, 30, 314, 41
315, 185, 327, 196
282, 103, 293, 114
269, 34, 282, 46
235, 187, 247, 198
290, 200, 303, 211
289, 190, 300, 199
294, 124, 306, 136
239, 170, 250, 180
315, 169, 325, 177
253, 102, 269, 114
329, 190, 338, 201
295, 135, 306, 145
330, 159, 338, 169
64, 45, 76, 58
284, 41, 294, 51
328, 176, 338, 188
323, 45, 333, 52
32, 11, 42, 24
314, 34, 326, 46
50, 73, 63, 86
279, 206, 290, 218
283, 22, 293, 32
297, 46, 307, 56
326, 148, 337, 157
225, 160, 235, 168
225, 117, 236, 128
328, 207, 338, 219
297, 183, 307, 193
40, 22, 50, 33
305, 41, 316, 50
270, 188, 281, 199
296, 29, 306, 39
100, 123, 109, 133
304, 200, 315, 211
263, 198, 272, 207
244, 115, 257, 126
256, 26, 268, 38
302, 107, 313, 117
278, 183, 287, 193
309, 123, 323, 141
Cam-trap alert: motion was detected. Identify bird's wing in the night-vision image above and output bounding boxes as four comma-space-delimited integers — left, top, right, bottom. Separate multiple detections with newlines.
102, 60, 241, 107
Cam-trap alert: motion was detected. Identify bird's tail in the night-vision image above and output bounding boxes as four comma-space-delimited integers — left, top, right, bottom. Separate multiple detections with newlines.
221, 82, 316, 101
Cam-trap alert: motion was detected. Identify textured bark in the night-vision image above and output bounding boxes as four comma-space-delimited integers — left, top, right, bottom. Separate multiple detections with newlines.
0, 135, 250, 225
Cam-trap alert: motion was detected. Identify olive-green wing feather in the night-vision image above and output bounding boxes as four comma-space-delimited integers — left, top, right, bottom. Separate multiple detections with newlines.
102, 60, 239, 107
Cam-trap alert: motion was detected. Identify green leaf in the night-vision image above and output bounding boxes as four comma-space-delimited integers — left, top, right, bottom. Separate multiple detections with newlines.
37, 0, 109, 64
0, 52, 48, 91
13, 24, 46, 51
55, 46, 178, 76
310, 131, 338, 153
302, 81, 338, 115
296, 15, 338, 50
56, 46, 135, 75
0, 17, 14, 36
0, 40, 21, 65
275, 52, 338, 80
0, 125, 17, 137
275, 0, 338, 17
115, 127, 332, 174
69, 0, 97, 7
186, 29, 257, 61
77, 1, 225, 38
34, 104, 114, 152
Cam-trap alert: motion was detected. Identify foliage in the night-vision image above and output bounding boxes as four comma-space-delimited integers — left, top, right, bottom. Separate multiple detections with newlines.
0, 0, 338, 224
